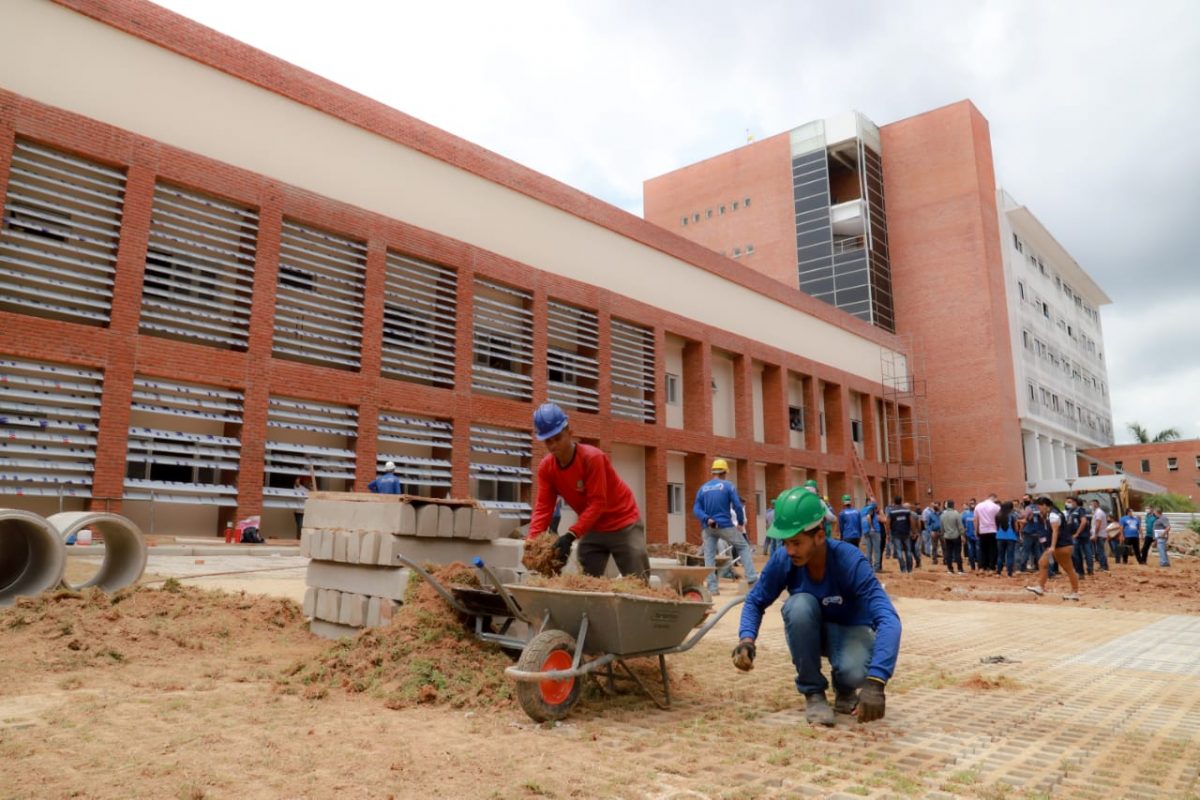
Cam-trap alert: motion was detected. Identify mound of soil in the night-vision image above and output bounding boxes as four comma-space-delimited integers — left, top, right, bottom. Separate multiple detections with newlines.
522, 532, 565, 576
284, 564, 515, 709
0, 583, 307, 672
524, 573, 687, 601
959, 673, 1022, 691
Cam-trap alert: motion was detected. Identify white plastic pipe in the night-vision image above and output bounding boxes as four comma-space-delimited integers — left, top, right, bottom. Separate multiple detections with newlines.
49, 512, 147, 592
0, 509, 67, 606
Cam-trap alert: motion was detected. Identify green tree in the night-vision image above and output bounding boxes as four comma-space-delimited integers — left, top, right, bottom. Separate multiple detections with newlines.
1142, 493, 1197, 513
1126, 422, 1182, 444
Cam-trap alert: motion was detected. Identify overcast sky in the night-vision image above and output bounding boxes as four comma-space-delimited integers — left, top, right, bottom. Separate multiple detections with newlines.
155, 0, 1200, 443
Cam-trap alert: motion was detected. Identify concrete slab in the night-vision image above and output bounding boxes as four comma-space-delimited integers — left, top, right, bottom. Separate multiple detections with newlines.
437, 505, 454, 537
379, 535, 523, 569
309, 618, 360, 640
338, 592, 367, 627
415, 504, 439, 537
396, 502, 416, 535
333, 531, 350, 562
366, 596, 398, 627
306, 561, 411, 600
302, 586, 316, 617
359, 531, 379, 565
315, 531, 334, 561
315, 588, 340, 622
453, 507, 473, 538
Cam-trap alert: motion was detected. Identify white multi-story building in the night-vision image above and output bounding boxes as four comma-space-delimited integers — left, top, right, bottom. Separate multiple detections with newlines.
998, 189, 1114, 487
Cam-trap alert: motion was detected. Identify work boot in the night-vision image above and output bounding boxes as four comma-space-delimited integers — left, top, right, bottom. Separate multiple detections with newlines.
804, 692, 835, 727
834, 688, 859, 714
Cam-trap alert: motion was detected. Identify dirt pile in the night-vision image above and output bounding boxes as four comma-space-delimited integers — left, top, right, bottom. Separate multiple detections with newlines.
522, 532, 565, 575
525, 573, 688, 601
1168, 527, 1200, 556
284, 564, 515, 709
0, 582, 307, 672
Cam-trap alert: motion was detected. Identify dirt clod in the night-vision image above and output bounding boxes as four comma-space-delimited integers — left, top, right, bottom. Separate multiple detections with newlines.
522, 533, 565, 576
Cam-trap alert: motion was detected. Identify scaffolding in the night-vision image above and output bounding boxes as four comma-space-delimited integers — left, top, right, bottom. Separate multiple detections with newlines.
880, 334, 933, 502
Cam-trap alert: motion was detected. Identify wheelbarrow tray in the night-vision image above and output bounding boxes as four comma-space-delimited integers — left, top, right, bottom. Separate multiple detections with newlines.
675, 552, 731, 568
449, 584, 512, 618
648, 565, 713, 592
503, 584, 710, 656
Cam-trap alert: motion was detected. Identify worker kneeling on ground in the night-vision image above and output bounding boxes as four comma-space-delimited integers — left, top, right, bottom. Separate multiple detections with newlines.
527, 403, 650, 579
732, 487, 901, 726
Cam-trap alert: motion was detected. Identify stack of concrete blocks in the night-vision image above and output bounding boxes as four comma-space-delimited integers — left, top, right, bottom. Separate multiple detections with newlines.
300, 492, 525, 639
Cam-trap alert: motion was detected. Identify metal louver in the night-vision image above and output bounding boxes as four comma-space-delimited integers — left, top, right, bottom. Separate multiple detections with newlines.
139, 183, 257, 348
123, 376, 243, 506
381, 252, 457, 387
272, 220, 366, 370
376, 412, 453, 494
469, 423, 532, 520
0, 357, 103, 499
472, 278, 533, 400
263, 396, 357, 507
547, 300, 600, 413
0, 139, 126, 325
610, 318, 656, 423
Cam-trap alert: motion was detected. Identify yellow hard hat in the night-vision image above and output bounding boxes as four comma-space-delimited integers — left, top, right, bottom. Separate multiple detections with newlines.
711, 458, 729, 473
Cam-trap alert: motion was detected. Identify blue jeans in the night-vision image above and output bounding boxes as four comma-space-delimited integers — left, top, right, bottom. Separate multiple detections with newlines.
964, 537, 978, 570
995, 539, 1016, 576
1019, 533, 1042, 572
896, 536, 915, 573
1157, 538, 1170, 567
1093, 536, 1109, 570
1072, 538, 1094, 575
703, 526, 757, 592
781, 593, 875, 696
919, 528, 932, 557
862, 530, 882, 571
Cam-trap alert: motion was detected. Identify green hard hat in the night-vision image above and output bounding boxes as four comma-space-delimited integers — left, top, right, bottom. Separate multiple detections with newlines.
841, 494, 852, 503
767, 487, 827, 540
803, 479, 819, 490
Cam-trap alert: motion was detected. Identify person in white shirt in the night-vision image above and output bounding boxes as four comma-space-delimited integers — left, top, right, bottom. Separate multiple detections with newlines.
1089, 500, 1112, 570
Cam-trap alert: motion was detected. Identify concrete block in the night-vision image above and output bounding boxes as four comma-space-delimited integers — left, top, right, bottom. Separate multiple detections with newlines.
396, 502, 416, 535
334, 531, 352, 562
366, 596, 399, 627
378, 535, 524, 570
338, 592, 367, 627
359, 531, 380, 566
453, 507, 474, 538
303, 586, 317, 618
344, 531, 361, 564
416, 504, 439, 537
309, 618, 360, 640
438, 505, 454, 537
315, 530, 335, 561
497, 515, 520, 538
302, 496, 418, 535
300, 529, 313, 558
306, 561, 411, 600
316, 588, 340, 622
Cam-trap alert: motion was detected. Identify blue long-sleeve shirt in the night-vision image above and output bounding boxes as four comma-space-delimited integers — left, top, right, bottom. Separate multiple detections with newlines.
738, 539, 902, 682
860, 502, 881, 533
368, 472, 404, 494
837, 507, 862, 540
692, 478, 745, 528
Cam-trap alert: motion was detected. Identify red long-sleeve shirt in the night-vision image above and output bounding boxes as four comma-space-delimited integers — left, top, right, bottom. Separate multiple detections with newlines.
528, 443, 641, 538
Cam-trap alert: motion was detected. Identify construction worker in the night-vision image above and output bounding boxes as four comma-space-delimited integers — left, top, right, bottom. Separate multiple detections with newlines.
526, 403, 649, 578
837, 495, 863, 552
368, 461, 403, 494
803, 479, 837, 536
732, 487, 901, 726
693, 458, 758, 596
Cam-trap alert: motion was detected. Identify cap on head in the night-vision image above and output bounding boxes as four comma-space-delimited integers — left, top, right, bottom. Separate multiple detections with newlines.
533, 402, 569, 441
767, 487, 828, 540
841, 494, 852, 503
711, 458, 729, 473
384, 461, 396, 472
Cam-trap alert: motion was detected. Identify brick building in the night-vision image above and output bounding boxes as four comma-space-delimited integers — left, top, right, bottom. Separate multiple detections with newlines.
644, 103, 1115, 502
0, 0, 915, 542
1082, 440, 1200, 503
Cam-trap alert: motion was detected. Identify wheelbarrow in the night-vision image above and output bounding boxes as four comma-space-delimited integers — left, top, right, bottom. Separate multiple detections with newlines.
490, 575, 746, 723
648, 564, 715, 602
393, 556, 530, 651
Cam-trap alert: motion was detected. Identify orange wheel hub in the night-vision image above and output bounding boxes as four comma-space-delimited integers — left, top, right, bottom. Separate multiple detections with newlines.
538, 650, 575, 704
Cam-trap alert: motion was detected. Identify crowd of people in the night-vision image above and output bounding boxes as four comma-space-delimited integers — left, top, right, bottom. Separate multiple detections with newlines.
814, 492, 1174, 600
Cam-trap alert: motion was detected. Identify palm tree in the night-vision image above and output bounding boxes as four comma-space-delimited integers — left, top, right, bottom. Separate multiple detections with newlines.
1126, 422, 1182, 444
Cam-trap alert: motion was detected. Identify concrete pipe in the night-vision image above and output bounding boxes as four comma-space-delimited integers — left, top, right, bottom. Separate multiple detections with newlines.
48, 512, 147, 593
0, 509, 67, 607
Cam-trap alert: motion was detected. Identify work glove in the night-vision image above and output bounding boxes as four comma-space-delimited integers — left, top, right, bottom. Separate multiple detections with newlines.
856, 677, 886, 723
553, 531, 577, 563
731, 638, 756, 671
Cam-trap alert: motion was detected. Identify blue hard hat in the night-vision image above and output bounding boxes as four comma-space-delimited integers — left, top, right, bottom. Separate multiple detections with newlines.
533, 402, 569, 441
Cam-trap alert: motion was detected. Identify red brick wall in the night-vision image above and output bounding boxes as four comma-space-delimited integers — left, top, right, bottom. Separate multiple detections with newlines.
0, 90, 905, 540
882, 101, 1026, 502
1082, 440, 1200, 502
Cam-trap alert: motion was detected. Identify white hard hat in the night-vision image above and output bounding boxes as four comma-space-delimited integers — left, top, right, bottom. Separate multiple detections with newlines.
384, 461, 396, 471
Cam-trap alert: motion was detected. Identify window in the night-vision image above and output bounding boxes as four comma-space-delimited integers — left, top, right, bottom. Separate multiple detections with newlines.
732, 247, 741, 257
693, 213, 700, 223
1114, 460, 1123, 473
706, 209, 712, 219
1028, 383, 1036, 402
1168, 457, 1178, 472
667, 483, 684, 515
1022, 330, 1032, 350
681, 216, 688, 226
665, 373, 679, 405
719, 205, 726, 215
819, 411, 826, 436
744, 197, 751, 207
1087, 462, 1098, 476
732, 201, 739, 210
1195, 455, 1200, 469
1018, 281, 1025, 300
1042, 301, 1050, 319
851, 419, 863, 443
1141, 459, 1151, 473
745, 244, 754, 254
1013, 233, 1023, 253
788, 406, 805, 432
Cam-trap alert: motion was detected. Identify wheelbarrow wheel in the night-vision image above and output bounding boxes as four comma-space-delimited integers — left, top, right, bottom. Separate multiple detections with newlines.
515, 629, 581, 722
679, 583, 711, 603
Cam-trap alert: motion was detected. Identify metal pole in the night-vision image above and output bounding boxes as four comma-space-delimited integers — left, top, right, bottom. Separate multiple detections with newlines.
150, 490, 156, 537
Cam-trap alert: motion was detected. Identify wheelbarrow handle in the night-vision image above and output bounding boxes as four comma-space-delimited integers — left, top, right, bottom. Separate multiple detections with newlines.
472, 557, 533, 624
665, 595, 747, 655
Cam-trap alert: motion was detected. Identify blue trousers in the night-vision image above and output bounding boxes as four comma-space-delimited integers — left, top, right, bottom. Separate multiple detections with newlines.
995, 539, 1016, 576
782, 593, 875, 696
862, 530, 882, 571
1072, 538, 1094, 576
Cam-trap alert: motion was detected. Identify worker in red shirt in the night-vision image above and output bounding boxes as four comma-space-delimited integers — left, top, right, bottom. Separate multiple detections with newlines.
527, 403, 649, 579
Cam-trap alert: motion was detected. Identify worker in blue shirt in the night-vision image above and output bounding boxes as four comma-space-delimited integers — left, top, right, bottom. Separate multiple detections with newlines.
693, 458, 757, 595
859, 498, 883, 572
1118, 510, 1140, 564
731, 487, 901, 727
837, 495, 862, 550
368, 461, 404, 494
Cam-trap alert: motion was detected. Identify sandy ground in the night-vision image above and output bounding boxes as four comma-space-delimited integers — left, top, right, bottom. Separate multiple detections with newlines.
2, 548, 1198, 799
